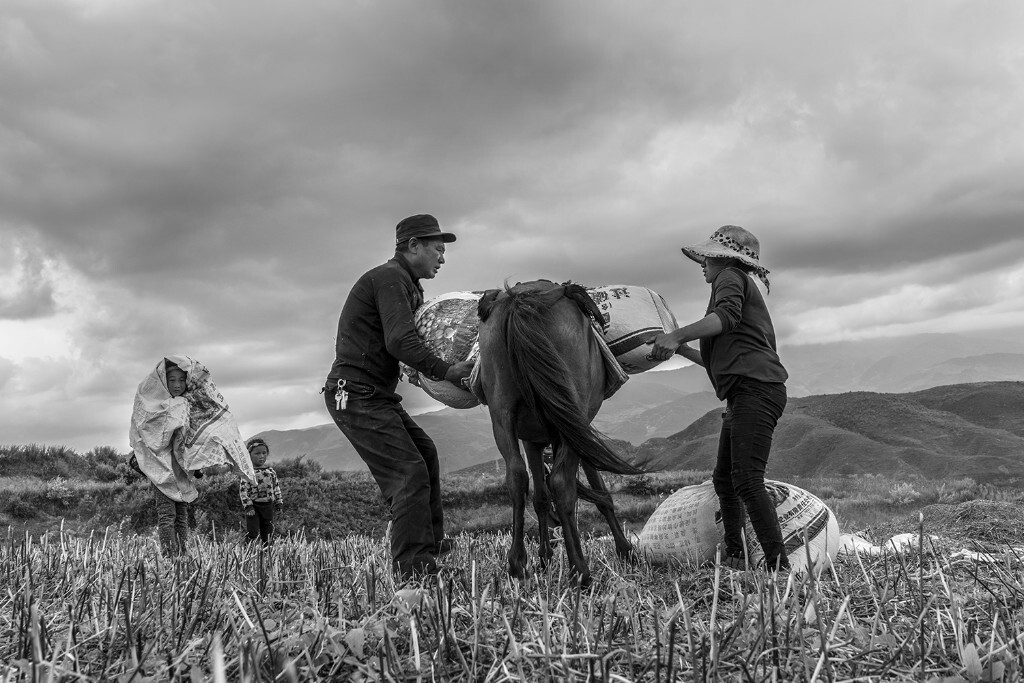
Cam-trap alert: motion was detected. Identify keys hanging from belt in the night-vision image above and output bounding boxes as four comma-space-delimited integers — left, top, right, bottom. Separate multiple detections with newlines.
335, 379, 348, 411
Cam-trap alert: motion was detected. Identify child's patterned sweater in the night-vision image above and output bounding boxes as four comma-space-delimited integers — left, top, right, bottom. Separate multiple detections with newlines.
240, 467, 283, 508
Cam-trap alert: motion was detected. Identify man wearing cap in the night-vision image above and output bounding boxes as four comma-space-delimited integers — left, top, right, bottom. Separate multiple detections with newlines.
324, 214, 475, 580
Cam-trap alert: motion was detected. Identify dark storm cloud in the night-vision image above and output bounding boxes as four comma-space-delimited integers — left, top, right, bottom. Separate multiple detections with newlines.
0, 236, 57, 319
1, 0, 1024, 449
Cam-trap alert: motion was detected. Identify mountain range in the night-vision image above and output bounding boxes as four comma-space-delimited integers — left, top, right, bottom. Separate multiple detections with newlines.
633, 381, 1024, 484
258, 331, 1024, 478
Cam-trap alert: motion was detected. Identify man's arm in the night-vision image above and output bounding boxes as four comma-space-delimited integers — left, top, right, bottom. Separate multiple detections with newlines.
376, 280, 453, 380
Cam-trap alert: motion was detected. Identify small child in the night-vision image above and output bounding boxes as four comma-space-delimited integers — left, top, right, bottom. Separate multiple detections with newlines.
135, 360, 194, 557
240, 437, 283, 546
130, 355, 256, 558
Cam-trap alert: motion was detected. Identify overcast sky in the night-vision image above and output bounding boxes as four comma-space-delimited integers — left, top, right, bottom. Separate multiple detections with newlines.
2, 0, 1023, 452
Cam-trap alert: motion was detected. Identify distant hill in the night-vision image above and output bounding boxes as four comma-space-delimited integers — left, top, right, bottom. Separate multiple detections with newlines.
259, 366, 723, 473
258, 408, 498, 474
258, 328, 1024, 475
781, 334, 1024, 397
633, 381, 1024, 484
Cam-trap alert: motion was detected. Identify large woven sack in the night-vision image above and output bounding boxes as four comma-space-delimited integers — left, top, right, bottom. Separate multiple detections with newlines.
587, 285, 679, 373
404, 285, 681, 408
404, 291, 483, 409
638, 480, 840, 573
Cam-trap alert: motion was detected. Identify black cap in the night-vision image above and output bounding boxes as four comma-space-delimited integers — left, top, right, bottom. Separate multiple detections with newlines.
395, 214, 457, 245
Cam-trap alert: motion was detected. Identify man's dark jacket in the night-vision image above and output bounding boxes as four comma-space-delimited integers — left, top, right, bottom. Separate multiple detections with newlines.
326, 256, 451, 398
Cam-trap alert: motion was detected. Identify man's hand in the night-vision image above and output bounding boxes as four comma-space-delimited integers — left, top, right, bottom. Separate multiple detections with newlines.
275, 503, 283, 514
444, 361, 475, 386
245, 507, 256, 517
646, 332, 681, 362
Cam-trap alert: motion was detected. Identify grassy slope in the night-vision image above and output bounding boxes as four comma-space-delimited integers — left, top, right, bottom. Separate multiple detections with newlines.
4, 444, 1023, 547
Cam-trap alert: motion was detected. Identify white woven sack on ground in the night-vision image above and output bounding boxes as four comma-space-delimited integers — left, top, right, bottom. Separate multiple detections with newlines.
403, 291, 483, 409
638, 479, 840, 573
587, 285, 679, 374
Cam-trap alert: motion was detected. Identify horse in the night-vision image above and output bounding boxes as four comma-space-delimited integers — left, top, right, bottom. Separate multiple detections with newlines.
476, 280, 645, 586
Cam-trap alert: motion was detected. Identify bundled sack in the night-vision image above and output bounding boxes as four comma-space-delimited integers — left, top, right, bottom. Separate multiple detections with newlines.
587, 285, 679, 374
403, 285, 680, 409
402, 292, 483, 409
129, 355, 256, 502
638, 479, 840, 573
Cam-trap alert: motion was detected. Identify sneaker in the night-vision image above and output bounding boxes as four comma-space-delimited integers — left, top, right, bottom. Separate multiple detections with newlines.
435, 537, 456, 557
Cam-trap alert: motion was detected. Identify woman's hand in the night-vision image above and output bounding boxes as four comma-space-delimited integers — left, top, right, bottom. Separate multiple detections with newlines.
647, 332, 681, 362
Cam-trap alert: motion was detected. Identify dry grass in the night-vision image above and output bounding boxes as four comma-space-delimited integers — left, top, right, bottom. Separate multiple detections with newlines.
2, 519, 1023, 681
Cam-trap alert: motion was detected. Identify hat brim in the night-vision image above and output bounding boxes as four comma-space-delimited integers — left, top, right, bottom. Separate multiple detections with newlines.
398, 231, 458, 245
681, 241, 760, 270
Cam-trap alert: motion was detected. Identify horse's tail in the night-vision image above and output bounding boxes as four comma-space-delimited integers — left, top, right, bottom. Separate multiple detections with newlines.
502, 292, 643, 476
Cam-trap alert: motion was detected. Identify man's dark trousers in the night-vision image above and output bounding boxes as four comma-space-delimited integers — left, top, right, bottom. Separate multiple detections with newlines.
324, 384, 443, 579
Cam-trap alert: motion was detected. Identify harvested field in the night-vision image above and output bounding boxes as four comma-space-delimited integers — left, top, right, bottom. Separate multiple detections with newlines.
873, 499, 1024, 550
1, 523, 1023, 681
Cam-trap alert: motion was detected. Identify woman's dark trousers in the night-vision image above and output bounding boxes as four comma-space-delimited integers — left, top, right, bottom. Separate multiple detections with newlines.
712, 379, 788, 568
324, 388, 443, 580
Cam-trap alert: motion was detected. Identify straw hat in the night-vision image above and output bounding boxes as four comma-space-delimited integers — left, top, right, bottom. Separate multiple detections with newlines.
681, 225, 771, 292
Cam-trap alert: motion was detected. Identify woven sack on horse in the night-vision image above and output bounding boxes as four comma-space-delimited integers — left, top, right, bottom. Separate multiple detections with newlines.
404, 285, 680, 409
587, 284, 679, 374
129, 355, 256, 502
401, 291, 483, 409
637, 479, 840, 573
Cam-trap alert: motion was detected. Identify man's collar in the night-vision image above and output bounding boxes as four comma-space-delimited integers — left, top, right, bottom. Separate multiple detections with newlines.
390, 255, 423, 289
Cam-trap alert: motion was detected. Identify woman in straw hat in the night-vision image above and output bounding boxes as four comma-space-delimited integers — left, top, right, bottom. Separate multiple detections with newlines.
648, 225, 790, 571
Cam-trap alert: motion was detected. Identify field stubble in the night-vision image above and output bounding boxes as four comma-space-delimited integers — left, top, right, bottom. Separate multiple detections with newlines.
2, 522, 1023, 682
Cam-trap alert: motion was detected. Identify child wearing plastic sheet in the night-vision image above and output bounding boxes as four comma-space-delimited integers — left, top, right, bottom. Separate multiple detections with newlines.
129, 356, 256, 557
240, 437, 283, 546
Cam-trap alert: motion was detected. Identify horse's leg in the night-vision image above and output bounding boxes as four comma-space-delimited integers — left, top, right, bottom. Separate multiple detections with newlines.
490, 410, 530, 580
580, 463, 635, 560
549, 442, 590, 586
524, 440, 553, 567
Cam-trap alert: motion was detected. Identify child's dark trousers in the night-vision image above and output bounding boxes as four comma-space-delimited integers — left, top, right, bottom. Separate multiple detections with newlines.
246, 502, 275, 546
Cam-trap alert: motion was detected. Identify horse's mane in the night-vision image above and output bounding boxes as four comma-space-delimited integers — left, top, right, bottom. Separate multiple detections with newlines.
479, 280, 642, 477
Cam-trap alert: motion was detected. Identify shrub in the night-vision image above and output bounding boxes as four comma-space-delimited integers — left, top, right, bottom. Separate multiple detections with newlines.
5, 498, 37, 520
273, 456, 323, 478
45, 477, 75, 507
621, 475, 657, 497
887, 482, 922, 506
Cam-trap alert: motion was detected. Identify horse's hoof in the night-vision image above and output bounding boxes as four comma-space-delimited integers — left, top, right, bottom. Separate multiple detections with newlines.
507, 564, 527, 582
616, 545, 637, 561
